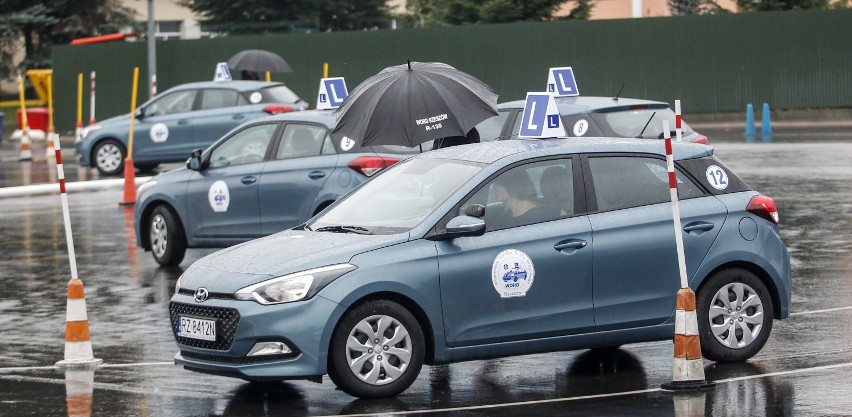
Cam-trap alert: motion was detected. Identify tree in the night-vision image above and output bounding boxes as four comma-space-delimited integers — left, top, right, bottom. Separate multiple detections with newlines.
403, 0, 571, 26
667, 0, 729, 15
737, 0, 830, 11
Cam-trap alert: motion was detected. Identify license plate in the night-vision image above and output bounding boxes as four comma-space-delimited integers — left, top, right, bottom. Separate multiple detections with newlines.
177, 315, 216, 341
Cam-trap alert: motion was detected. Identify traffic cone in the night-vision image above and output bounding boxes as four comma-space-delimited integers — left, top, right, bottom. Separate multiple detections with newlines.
19, 127, 33, 161
744, 103, 756, 137
120, 157, 136, 205
64, 369, 95, 417
761, 103, 773, 136
662, 288, 715, 391
56, 279, 102, 368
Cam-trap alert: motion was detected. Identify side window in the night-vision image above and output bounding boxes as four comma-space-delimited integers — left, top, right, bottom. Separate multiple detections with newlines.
320, 131, 336, 155
460, 159, 573, 231
276, 124, 326, 160
474, 110, 511, 142
143, 90, 196, 117
588, 156, 703, 212
208, 123, 277, 168
199, 89, 239, 110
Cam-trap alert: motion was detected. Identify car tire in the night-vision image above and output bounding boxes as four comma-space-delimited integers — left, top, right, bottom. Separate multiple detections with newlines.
328, 300, 425, 398
697, 268, 774, 363
149, 205, 186, 267
92, 139, 126, 176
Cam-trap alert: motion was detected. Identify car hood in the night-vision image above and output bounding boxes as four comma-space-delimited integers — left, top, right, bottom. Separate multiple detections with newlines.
181, 229, 409, 293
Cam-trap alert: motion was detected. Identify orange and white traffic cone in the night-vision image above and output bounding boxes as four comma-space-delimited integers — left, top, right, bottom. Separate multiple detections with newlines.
64, 369, 95, 417
46, 130, 57, 159
120, 157, 136, 205
19, 127, 33, 161
56, 279, 102, 368
662, 288, 715, 391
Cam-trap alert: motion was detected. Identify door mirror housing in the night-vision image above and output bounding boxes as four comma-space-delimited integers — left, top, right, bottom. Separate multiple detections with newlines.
135, 108, 144, 119
187, 148, 203, 171
430, 215, 486, 241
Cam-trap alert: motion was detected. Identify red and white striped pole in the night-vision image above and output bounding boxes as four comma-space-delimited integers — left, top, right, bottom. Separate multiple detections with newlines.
53, 133, 102, 368
661, 120, 713, 391
88, 71, 96, 125
150, 74, 157, 98
675, 100, 683, 143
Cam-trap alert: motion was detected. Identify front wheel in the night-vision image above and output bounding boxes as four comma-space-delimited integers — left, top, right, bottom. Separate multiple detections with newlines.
697, 268, 774, 363
149, 205, 186, 267
328, 300, 425, 398
93, 139, 125, 176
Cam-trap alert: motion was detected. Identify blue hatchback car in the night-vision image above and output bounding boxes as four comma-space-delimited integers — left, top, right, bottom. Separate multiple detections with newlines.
135, 110, 420, 266
169, 138, 790, 398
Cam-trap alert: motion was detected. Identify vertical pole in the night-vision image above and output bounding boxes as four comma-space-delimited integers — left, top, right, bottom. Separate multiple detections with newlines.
147, 0, 157, 100
89, 72, 96, 125
663, 120, 688, 289
151, 74, 157, 97
674, 100, 683, 143
265, 71, 271, 81
323, 62, 329, 79
76, 74, 83, 139
17, 72, 32, 161
46, 71, 56, 158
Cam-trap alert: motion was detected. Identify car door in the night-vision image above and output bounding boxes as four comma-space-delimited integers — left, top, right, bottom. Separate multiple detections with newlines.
436, 158, 595, 347
184, 122, 279, 240
133, 89, 198, 162
584, 155, 727, 331
192, 88, 251, 150
258, 123, 339, 234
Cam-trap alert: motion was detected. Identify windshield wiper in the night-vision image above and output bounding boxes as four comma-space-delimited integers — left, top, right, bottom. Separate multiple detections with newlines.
314, 225, 373, 235
634, 111, 657, 138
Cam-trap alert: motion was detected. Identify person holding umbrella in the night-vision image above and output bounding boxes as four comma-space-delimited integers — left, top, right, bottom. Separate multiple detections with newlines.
432, 127, 481, 150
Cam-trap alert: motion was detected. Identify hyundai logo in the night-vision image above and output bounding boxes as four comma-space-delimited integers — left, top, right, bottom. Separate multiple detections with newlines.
194, 287, 209, 303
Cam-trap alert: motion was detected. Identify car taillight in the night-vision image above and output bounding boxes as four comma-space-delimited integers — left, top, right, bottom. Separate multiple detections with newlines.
263, 105, 295, 114
628, 105, 649, 110
692, 135, 709, 145
347, 156, 400, 177
747, 195, 779, 224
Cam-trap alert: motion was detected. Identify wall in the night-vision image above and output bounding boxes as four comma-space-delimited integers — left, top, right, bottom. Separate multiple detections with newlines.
50, 9, 852, 132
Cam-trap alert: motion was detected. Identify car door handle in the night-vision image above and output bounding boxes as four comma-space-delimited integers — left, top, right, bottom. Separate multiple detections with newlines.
178, 119, 189, 125
241, 176, 258, 185
554, 239, 587, 252
683, 221, 714, 234
308, 171, 326, 180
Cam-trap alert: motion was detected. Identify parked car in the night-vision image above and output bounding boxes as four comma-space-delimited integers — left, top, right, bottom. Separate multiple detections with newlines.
168, 138, 790, 398
135, 110, 422, 266
474, 96, 709, 144
76, 81, 309, 175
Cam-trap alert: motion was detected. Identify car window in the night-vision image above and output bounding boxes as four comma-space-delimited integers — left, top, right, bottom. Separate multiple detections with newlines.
276, 124, 325, 159
320, 131, 336, 155
475, 110, 511, 142
588, 156, 703, 212
258, 85, 302, 104
143, 90, 196, 117
461, 159, 574, 231
209, 123, 277, 168
199, 89, 239, 110
600, 108, 694, 139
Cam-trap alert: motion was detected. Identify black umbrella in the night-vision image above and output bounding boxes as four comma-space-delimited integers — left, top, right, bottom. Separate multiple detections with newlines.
227, 49, 293, 73
332, 61, 498, 150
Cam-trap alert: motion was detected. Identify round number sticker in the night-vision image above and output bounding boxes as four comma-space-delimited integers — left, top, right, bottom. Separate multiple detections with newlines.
573, 119, 589, 136
705, 165, 729, 190
150, 123, 169, 143
249, 92, 262, 104
340, 136, 356, 152
491, 249, 535, 298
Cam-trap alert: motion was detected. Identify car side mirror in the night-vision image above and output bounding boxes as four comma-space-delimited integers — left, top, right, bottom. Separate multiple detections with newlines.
441, 215, 486, 239
135, 108, 144, 119
187, 148, 203, 171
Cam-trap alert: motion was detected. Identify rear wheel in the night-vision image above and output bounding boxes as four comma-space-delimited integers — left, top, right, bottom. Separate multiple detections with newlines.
697, 268, 773, 362
149, 205, 186, 267
93, 139, 125, 176
328, 300, 425, 398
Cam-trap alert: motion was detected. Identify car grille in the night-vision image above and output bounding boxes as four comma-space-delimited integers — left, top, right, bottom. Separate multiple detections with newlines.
180, 351, 290, 364
169, 302, 240, 351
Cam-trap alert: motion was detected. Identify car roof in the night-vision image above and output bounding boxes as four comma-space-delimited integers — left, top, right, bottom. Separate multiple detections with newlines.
250, 109, 337, 127
498, 96, 670, 116
167, 80, 286, 92
418, 137, 712, 165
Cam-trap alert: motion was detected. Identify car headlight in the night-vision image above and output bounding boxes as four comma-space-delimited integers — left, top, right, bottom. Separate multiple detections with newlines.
78, 125, 102, 142
234, 264, 357, 305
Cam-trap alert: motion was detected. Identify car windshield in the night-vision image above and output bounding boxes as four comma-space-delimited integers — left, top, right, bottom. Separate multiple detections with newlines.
309, 158, 484, 235
599, 108, 694, 139
259, 85, 302, 104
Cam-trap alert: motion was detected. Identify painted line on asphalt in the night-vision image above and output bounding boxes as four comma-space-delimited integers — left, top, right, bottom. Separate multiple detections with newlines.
790, 305, 852, 316
0, 177, 153, 199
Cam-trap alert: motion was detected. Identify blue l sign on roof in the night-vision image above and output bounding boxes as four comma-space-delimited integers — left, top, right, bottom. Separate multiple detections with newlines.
546, 67, 579, 97
316, 77, 348, 110
518, 92, 567, 139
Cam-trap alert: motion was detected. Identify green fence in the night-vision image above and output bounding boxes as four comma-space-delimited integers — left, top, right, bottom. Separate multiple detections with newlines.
50, 9, 852, 132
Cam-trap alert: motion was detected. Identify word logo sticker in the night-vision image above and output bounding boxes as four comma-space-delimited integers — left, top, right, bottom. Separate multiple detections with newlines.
213, 62, 232, 82
208, 180, 230, 212
150, 123, 169, 143
705, 165, 729, 190
340, 136, 356, 152
491, 249, 536, 298
518, 93, 567, 139
316, 77, 348, 110
546, 67, 579, 97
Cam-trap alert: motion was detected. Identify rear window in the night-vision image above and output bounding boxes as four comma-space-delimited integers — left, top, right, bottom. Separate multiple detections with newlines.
595, 108, 694, 139
256, 86, 302, 104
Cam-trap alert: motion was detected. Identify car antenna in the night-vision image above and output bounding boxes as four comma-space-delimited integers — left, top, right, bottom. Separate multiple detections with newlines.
635, 111, 656, 138
613, 83, 625, 101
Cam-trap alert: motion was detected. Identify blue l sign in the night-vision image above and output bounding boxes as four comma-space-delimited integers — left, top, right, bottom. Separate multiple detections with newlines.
546, 67, 579, 97
323, 78, 347, 107
519, 94, 549, 137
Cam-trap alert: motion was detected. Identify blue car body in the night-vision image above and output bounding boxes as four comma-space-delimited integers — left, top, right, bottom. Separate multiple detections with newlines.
168, 138, 790, 397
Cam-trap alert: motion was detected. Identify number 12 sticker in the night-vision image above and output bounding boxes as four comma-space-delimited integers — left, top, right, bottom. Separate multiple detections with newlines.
705, 165, 729, 190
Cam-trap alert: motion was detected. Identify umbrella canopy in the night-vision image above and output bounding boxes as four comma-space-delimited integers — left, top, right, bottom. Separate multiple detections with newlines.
332, 61, 498, 150
226, 49, 293, 73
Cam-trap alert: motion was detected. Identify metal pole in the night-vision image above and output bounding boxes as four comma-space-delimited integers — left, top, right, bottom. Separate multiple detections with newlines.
147, 0, 157, 100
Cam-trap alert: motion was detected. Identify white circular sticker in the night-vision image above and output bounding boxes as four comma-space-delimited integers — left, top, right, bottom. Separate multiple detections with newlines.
150, 123, 169, 143
340, 136, 356, 151
573, 119, 589, 136
705, 165, 729, 190
249, 92, 262, 104
208, 180, 230, 212
491, 249, 535, 298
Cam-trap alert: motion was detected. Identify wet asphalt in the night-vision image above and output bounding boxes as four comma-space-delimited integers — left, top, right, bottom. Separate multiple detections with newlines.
1, 124, 851, 417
